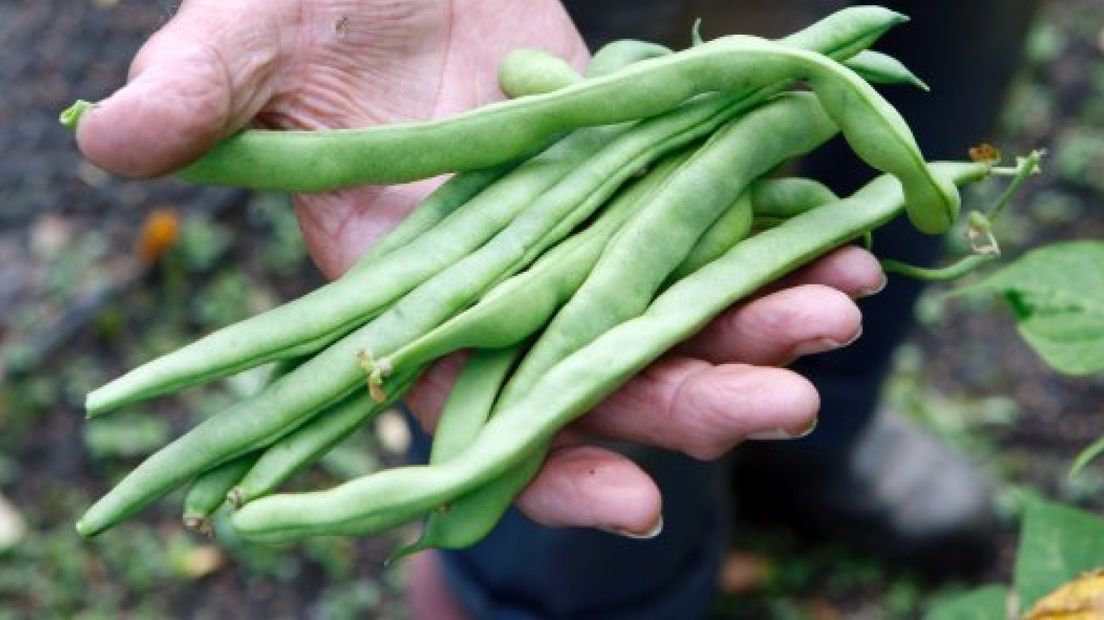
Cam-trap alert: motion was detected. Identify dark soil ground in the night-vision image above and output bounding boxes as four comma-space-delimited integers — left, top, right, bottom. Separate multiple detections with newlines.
1, 1, 1102, 618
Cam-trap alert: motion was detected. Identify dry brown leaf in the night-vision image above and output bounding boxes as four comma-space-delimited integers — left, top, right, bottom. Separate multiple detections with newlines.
969, 142, 1002, 164
718, 550, 773, 594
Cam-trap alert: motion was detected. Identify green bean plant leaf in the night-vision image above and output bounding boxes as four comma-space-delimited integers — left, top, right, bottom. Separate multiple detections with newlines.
954, 240, 1104, 376
1014, 498, 1104, 612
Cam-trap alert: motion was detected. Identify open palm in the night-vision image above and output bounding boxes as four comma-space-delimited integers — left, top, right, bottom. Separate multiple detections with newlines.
76, 0, 883, 536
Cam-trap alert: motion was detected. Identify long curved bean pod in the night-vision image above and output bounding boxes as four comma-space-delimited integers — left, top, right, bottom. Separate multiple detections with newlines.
76, 80, 773, 537
405, 92, 839, 554
85, 125, 617, 416
202, 31, 958, 234
62, 7, 903, 193
229, 162, 993, 543
376, 150, 693, 376
228, 366, 424, 506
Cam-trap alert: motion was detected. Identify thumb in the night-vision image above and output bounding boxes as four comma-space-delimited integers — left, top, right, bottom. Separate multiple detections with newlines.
76, 0, 283, 177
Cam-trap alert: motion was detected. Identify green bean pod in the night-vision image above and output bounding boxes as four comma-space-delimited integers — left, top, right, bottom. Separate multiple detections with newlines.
76, 6, 914, 536
668, 193, 753, 280
376, 150, 693, 376
498, 48, 582, 98
182, 455, 257, 535
228, 366, 424, 507
408, 92, 839, 553
843, 50, 929, 91
349, 163, 517, 272
76, 79, 774, 537
84, 5, 911, 416
364, 88, 784, 401
395, 347, 523, 555
201, 32, 957, 234
430, 348, 524, 465
180, 354, 307, 533
586, 40, 673, 78
694, 22, 922, 91
377, 16, 914, 384
503, 92, 838, 405
85, 125, 617, 416
749, 176, 840, 218
229, 162, 992, 544
70, 7, 903, 193
499, 40, 673, 98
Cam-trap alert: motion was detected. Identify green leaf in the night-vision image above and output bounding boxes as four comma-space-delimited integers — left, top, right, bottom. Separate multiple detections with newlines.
957, 240, 1104, 375
1014, 498, 1104, 610
923, 584, 1007, 620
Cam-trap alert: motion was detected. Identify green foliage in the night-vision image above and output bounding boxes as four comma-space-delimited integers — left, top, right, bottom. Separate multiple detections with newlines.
1026, 20, 1066, 64
83, 415, 171, 459
1028, 189, 1083, 226
247, 193, 309, 275
1015, 497, 1104, 609
924, 584, 1007, 620
958, 241, 1104, 375
176, 214, 233, 272
191, 271, 272, 329
925, 499, 1104, 617
1054, 129, 1104, 191
315, 581, 384, 620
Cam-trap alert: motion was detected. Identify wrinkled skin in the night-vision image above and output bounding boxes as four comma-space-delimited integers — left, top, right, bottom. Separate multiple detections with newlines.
76, 0, 884, 539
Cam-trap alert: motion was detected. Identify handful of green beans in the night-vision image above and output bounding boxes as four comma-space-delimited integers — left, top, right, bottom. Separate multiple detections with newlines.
63, 6, 1039, 552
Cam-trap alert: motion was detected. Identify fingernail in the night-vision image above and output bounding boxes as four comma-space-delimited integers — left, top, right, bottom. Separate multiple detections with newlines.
601, 515, 664, 540
749, 416, 818, 440
857, 274, 888, 298
791, 325, 863, 359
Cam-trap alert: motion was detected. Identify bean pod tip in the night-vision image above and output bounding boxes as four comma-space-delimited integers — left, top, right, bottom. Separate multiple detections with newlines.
60, 99, 92, 131
182, 515, 215, 537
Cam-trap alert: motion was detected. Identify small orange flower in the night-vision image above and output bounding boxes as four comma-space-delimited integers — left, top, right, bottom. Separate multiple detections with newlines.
137, 208, 180, 264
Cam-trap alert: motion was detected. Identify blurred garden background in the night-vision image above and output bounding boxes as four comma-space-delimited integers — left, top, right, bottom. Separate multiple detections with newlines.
1, 0, 1103, 617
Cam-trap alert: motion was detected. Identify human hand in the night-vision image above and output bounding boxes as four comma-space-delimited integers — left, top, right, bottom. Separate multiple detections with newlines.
74, 0, 589, 277
76, 0, 884, 538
